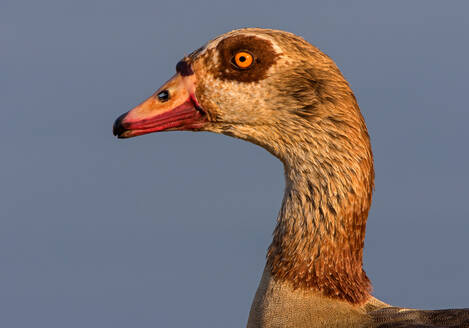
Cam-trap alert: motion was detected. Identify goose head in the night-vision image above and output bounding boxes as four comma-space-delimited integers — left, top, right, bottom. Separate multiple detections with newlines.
113, 28, 374, 304
113, 28, 369, 163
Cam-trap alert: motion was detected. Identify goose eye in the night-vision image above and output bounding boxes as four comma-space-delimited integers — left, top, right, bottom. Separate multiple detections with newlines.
232, 51, 254, 69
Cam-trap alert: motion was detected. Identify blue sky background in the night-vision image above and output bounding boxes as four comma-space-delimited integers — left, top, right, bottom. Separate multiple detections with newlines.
1, 1, 469, 327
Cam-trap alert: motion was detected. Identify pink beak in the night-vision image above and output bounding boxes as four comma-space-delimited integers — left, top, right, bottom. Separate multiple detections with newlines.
113, 72, 206, 138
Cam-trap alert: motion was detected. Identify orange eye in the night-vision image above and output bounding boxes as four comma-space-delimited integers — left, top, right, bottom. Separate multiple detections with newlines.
233, 51, 254, 69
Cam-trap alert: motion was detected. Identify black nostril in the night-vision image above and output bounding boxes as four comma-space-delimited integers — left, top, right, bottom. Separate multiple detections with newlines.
157, 90, 170, 102
113, 112, 128, 136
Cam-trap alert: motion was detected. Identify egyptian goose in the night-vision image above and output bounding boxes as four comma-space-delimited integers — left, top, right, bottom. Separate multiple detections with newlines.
113, 28, 469, 327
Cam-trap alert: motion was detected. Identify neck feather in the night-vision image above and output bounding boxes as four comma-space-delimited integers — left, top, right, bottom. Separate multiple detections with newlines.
266, 101, 374, 304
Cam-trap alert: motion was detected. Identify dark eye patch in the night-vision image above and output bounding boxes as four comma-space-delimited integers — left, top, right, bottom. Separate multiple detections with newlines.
214, 35, 279, 83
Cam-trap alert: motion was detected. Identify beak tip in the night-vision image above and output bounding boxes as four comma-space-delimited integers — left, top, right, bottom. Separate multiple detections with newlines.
113, 113, 128, 138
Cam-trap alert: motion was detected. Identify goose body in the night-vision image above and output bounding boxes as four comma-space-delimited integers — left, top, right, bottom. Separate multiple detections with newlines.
113, 28, 469, 327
